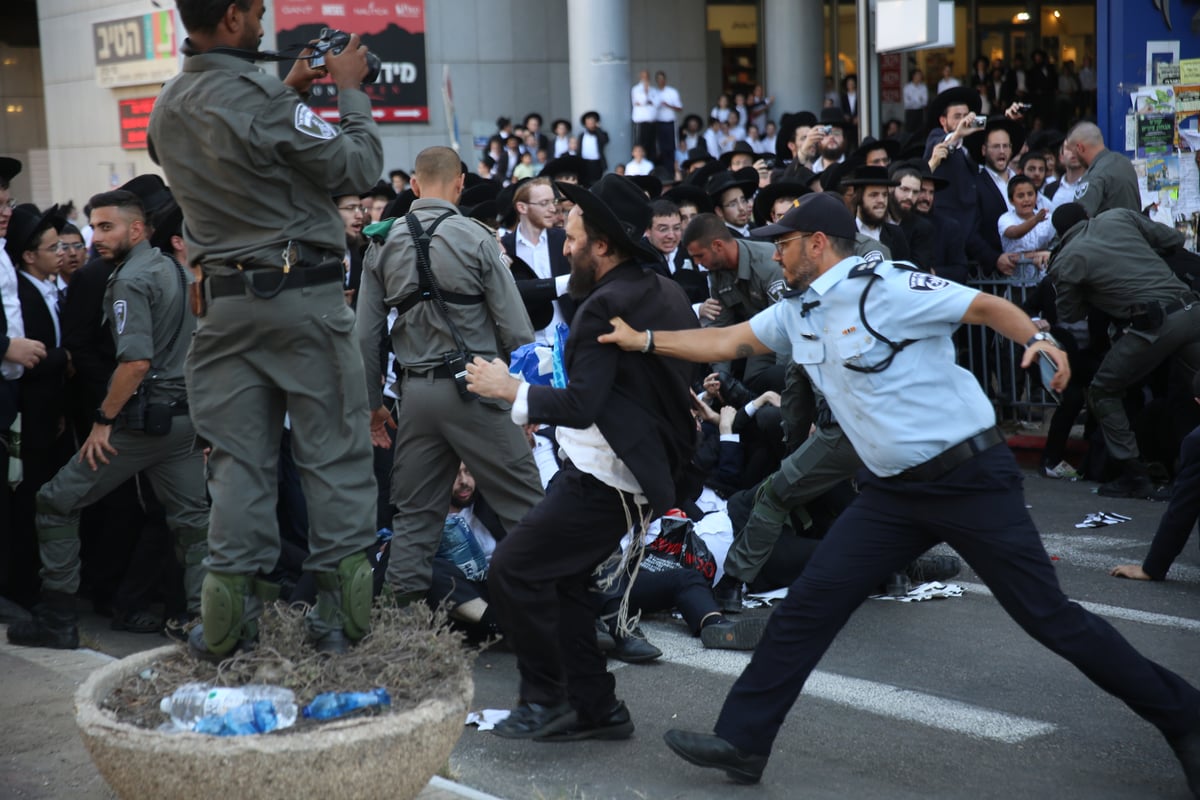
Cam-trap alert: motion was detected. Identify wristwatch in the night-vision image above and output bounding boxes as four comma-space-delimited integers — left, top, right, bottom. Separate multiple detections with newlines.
1025, 332, 1061, 349
94, 408, 118, 426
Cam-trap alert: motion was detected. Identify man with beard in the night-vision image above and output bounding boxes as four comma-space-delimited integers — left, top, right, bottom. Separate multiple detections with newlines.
148, 0, 382, 658
7, 190, 208, 650
887, 163, 936, 271
465, 173, 698, 741
358, 146, 543, 609
501, 178, 573, 344
809, 109, 849, 175
334, 194, 366, 308
1048, 137, 1088, 210
911, 161, 969, 284
968, 119, 1026, 274
843, 166, 912, 264
600, 194, 1200, 798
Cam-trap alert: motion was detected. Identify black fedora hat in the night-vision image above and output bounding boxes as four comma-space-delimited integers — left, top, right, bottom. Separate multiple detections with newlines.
1025, 128, 1065, 155
963, 117, 1027, 163
926, 86, 982, 130
459, 181, 501, 208
540, 154, 586, 185
150, 201, 184, 251
753, 180, 812, 227
495, 177, 531, 228
360, 179, 397, 201
817, 107, 850, 131
719, 140, 758, 167
381, 188, 416, 220
841, 165, 901, 188
775, 110, 818, 162
628, 172, 663, 199
5, 203, 64, 264
704, 168, 757, 202
579, 110, 601, 127
848, 136, 901, 167
508, 255, 554, 330
681, 146, 715, 173
555, 174, 659, 263
818, 160, 856, 193
551, 118, 571, 133
664, 183, 714, 215
0, 157, 21, 185
119, 174, 173, 216
686, 159, 725, 189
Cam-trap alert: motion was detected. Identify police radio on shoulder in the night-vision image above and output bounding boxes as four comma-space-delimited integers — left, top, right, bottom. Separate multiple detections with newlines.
1024, 331, 1062, 349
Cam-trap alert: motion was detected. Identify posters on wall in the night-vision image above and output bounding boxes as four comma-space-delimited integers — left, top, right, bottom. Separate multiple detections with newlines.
274, 0, 429, 123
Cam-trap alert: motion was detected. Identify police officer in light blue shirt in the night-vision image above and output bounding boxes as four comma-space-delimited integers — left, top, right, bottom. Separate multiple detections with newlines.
600, 192, 1200, 793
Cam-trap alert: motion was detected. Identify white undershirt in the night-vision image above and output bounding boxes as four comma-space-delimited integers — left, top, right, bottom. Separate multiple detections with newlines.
0, 245, 26, 380
514, 225, 569, 343
18, 271, 60, 346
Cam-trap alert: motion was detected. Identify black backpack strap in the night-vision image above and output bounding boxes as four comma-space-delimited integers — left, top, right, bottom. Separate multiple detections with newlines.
392, 210, 485, 315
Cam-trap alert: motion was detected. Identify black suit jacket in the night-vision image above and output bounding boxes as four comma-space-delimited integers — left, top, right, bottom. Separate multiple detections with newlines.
16, 275, 69, 446
0, 260, 17, 431
921, 211, 970, 285
345, 235, 365, 310
975, 171, 1010, 258
878, 222, 912, 264
897, 213, 937, 272
526, 261, 699, 515
501, 227, 577, 331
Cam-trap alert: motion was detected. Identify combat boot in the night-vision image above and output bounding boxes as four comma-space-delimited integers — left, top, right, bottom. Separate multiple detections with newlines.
188, 572, 269, 663
7, 590, 80, 649
306, 552, 373, 653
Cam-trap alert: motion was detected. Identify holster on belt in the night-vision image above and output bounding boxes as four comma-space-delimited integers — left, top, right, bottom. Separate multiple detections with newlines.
1127, 302, 1164, 332
189, 263, 207, 318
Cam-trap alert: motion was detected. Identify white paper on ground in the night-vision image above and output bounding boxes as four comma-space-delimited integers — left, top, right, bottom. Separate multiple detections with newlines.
465, 709, 510, 731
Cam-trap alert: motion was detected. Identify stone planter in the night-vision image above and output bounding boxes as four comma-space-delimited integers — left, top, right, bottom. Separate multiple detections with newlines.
75, 645, 472, 800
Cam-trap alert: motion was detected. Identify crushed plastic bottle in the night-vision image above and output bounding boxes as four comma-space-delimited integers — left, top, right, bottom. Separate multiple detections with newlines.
160, 683, 298, 730
193, 700, 280, 736
302, 688, 391, 721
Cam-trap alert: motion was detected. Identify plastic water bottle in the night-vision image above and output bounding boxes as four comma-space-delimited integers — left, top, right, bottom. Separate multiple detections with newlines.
161, 683, 298, 730
436, 516, 488, 580
302, 688, 391, 720
194, 700, 280, 736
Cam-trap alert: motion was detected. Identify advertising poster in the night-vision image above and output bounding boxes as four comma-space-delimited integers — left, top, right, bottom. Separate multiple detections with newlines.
275, 0, 429, 123
1175, 84, 1200, 151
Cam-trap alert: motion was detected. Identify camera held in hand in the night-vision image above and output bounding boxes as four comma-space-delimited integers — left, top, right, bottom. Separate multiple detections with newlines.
310, 27, 382, 84
972, 116, 987, 127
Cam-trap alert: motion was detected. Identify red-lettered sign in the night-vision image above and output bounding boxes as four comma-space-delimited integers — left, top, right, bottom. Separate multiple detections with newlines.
275, 0, 428, 123
880, 54, 903, 104
119, 96, 156, 150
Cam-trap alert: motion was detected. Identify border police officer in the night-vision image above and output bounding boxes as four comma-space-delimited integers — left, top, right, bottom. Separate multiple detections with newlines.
601, 192, 1200, 794
148, 0, 383, 656
7, 191, 207, 650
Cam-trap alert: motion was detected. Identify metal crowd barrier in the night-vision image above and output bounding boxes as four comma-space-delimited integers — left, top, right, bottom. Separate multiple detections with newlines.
960, 275, 1059, 423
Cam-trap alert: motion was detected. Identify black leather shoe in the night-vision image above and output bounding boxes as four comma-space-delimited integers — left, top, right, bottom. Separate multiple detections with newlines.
6, 602, 79, 650
713, 581, 745, 614
536, 700, 634, 742
700, 617, 768, 651
594, 619, 615, 652
609, 627, 662, 663
493, 701, 575, 739
905, 554, 961, 584
663, 729, 767, 784
1169, 726, 1200, 798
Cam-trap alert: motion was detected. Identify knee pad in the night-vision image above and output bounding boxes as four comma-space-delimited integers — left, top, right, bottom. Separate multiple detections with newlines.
337, 552, 374, 641
200, 572, 249, 656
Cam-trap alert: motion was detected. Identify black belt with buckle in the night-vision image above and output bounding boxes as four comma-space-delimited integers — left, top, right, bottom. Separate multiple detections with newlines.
894, 426, 1005, 482
208, 261, 344, 299
404, 364, 452, 379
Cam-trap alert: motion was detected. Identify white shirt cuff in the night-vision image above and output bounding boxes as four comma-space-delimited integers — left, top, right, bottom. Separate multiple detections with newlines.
511, 382, 531, 425
554, 274, 570, 296
691, 301, 704, 318
719, 433, 740, 443
743, 401, 759, 418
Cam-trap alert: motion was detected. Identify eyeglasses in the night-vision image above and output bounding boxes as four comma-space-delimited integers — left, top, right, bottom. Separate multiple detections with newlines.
722, 196, 750, 210
337, 204, 366, 214
773, 232, 813, 254
38, 242, 65, 253
524, 199, 557, 209
1, 199, 15, 211
61, 242, 87, 251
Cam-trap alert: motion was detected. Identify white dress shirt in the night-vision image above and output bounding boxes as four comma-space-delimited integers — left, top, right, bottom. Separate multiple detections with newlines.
18, 271, 61, 346
655, 86, 682, 122
515, 225, 569, 343
0, 246, 26, 380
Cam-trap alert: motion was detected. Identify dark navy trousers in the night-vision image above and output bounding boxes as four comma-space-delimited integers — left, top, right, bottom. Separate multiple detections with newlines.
715, 444, 1200, 754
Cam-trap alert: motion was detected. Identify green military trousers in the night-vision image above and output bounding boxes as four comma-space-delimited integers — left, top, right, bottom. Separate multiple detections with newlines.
37, 414, 208, 601
187, 280, 376, 577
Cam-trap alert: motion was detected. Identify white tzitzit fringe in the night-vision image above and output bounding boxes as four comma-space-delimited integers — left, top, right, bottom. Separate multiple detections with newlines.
592, 488, 654, 639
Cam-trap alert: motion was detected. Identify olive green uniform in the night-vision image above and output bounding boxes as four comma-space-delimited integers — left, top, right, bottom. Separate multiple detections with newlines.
1076, 149, 1141, 218
148, 51, 383, 651
357, 199, 543, 595
709, 239, 788, 386
1051, 208, 1200, 461
36, 240, 207, 607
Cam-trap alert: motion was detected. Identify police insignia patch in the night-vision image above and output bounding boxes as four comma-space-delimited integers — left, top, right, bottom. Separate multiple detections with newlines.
294, 104, 338, 140
1074, 180, 1088, 198
767, 278, 788, 302
907, 272, 949, 292
863, 250, 885, 265
113, 300, 127, 334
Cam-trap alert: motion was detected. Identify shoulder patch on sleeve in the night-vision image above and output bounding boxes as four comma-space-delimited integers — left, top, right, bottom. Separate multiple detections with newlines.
1074, 180, 1088, 198
294, 104, 339, 140
766, 278, 788, 303
861, 249, 886, 265
112, 300, 128, 334
906, 272, 950, 292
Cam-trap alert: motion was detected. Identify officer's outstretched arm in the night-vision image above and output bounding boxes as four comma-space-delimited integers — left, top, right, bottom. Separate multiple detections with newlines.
599, 317, 770, 364
961, 292, 1071, 392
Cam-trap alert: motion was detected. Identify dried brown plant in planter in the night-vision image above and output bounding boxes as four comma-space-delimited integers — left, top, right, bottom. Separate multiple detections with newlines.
102, 602, 475, 732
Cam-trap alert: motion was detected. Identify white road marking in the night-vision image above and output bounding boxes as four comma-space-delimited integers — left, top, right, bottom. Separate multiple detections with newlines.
634, 621, 1057, 743
956, 581, 1200, 633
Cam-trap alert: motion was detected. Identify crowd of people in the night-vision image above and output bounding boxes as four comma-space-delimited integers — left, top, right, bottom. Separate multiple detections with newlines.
2, 7, 1200, 789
